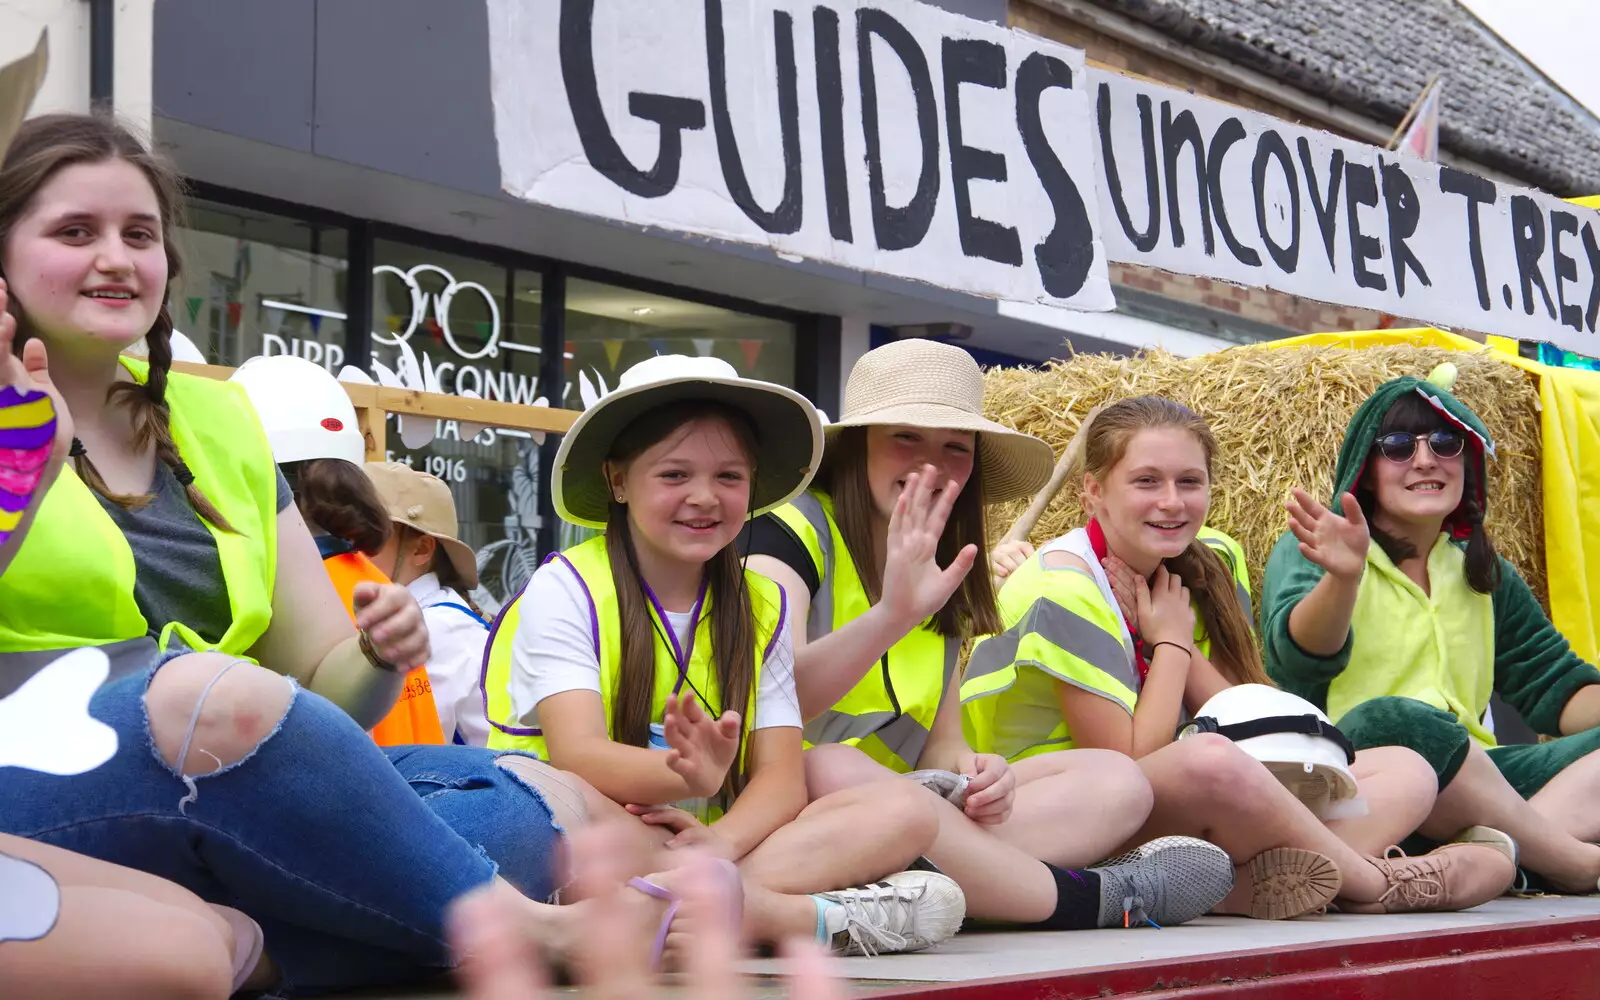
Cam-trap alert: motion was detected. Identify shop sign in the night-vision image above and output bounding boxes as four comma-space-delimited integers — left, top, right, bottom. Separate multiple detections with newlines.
1094, 71, 1600, 355
487, 0, 1115, 312
257, 264, 547, 409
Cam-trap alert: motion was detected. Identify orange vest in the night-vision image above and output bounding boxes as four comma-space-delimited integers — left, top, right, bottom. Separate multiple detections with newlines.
322, 550, 446, 746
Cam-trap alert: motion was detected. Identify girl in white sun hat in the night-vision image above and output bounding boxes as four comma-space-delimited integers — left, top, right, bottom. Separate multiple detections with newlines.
743, 339, 1235, 934
481, 353, 967, 962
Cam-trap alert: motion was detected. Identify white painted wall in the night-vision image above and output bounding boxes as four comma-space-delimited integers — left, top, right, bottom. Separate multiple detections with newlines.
0, 0, 153, 132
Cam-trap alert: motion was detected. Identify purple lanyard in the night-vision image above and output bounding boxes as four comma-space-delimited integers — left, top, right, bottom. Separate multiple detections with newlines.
639, 574, 710, 694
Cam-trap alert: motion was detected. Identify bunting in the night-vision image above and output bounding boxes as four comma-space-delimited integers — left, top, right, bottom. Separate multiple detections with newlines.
692, 338, 715, 357
603, 339, 624, 369
739, 339, 763, 370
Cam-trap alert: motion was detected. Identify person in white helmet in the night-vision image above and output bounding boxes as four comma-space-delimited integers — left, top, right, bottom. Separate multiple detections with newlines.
973, 395, 1515, 917
230, 354, 448, 747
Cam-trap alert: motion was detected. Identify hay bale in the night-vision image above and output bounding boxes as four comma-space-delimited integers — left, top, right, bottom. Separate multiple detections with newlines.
982, 345, 1546, 609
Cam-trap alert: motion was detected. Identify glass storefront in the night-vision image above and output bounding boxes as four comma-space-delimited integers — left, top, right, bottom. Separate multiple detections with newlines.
368, 242, 549, 614
172, 200, 349, 369
175, 199, 809, 613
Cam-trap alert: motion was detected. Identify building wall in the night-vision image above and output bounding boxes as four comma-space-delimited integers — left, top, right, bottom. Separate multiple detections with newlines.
1, 0, 153, 130
1014, 1, 1390, 338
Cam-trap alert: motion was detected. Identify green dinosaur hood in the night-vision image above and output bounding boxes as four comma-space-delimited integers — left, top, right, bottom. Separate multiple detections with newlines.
1329, 364, 1494, 538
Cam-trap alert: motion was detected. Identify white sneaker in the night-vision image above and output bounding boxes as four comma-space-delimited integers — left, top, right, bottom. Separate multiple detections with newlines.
814, 871, 967, 956
1090, 836, 1236, 928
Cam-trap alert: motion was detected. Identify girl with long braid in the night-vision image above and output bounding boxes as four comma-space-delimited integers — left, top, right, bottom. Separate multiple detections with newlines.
0, 114, 583, 996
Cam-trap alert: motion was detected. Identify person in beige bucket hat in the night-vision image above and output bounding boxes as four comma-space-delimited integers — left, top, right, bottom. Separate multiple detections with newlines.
744, 339, 1238, 934
823, 338, 1055, 504
366, 461, 493, 746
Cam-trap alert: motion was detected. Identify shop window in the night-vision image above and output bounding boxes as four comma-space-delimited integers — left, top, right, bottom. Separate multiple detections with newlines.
369, 243, 550, 615
171, 201, 348, 368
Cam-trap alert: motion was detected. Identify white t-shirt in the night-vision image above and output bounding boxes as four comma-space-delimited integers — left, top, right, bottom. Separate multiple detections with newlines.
507, 558, 801, 734
408, 573, 492, 747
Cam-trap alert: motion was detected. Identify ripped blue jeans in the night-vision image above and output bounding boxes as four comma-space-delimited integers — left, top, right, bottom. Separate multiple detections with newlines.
0, 654, 563, 996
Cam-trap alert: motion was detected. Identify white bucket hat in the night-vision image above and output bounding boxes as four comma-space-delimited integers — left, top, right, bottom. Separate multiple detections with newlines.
1179, 684, 1362, 819
828, 339, 1054, 504
553, 355, 823, 529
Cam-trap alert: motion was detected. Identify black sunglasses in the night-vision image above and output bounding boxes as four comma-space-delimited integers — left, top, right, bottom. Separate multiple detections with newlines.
1374, 429, 1466, 464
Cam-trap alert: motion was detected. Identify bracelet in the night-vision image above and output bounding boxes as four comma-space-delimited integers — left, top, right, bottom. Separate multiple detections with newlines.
358, 629, 401, 673
1149, 640, 1192, 658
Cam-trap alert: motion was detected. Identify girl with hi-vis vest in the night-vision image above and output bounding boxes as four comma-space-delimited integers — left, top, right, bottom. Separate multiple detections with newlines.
744, 340, 1237, 934
0, 114, 578, 997
483, 354, 967, 961
978, 396, 1515, 917
231, 354, 445, 747
0, 303, 243, 1000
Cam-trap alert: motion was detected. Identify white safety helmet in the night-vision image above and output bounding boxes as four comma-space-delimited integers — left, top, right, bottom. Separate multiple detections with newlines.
230, 355, 366, 466
1178, 684, 1360, 818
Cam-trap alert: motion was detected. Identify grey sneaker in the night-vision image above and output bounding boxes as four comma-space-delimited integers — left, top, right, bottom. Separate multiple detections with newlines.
814, 871, 967, 956
1090, 836, 1236, 928
905, 769, 970, 808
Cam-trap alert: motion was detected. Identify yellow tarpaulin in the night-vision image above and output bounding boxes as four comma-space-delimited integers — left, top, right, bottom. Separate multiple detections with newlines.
1255, 327, 1600, 662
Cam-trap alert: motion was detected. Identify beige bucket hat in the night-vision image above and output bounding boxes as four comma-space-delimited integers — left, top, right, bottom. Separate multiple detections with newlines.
554, 354, 823, 529
364, 462, 479, 589
829, 339, 1054, 503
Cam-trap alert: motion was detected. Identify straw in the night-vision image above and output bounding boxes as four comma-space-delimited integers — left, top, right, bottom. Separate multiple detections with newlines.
982, 344, 1546, 609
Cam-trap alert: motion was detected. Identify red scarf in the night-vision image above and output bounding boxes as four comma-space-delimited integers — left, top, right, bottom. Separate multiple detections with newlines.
1087, 518, 1150, 686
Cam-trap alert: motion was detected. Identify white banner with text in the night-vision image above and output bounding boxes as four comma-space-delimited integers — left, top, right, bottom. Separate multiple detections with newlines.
486, 0, 1115, 311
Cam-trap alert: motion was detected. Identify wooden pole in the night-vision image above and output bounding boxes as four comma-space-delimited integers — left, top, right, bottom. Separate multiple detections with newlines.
1001, 404, 1102, 544
1387, 74, 1439, 151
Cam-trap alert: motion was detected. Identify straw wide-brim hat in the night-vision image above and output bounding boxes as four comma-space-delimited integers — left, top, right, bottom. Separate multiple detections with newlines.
363, 461, 480, 590
553, 355, 824, 529
828, 339, 1054, 503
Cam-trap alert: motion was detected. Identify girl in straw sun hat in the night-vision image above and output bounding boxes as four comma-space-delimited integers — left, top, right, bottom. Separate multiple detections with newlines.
743, 339, 1235, 933
976, 394, 1513, 918
366, 459, 494, 747
482, 353, 967, 962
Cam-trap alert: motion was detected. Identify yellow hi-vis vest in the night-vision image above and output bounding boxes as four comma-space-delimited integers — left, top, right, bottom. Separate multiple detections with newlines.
961, 526, 1252, 762
769, 491, 959, 773
481, 536, 785, 801
0, 358, 278, 656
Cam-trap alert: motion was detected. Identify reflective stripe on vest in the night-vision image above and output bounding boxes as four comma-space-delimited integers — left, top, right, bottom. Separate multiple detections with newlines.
0, 358, 278, 656
481, 537, 784, 796
961, 574, 1140, 761
322, 550, 447, 746
771, 491, 957, 773
961, 527, 1256, 762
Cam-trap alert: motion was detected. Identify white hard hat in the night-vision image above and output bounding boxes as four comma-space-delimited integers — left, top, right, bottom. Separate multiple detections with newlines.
231, 355, 366, 466
1178, 684, 1360, 817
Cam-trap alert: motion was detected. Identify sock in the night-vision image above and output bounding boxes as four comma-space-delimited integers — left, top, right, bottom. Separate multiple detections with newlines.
1020, 863, 1104, 931
811, 896, 841, 942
